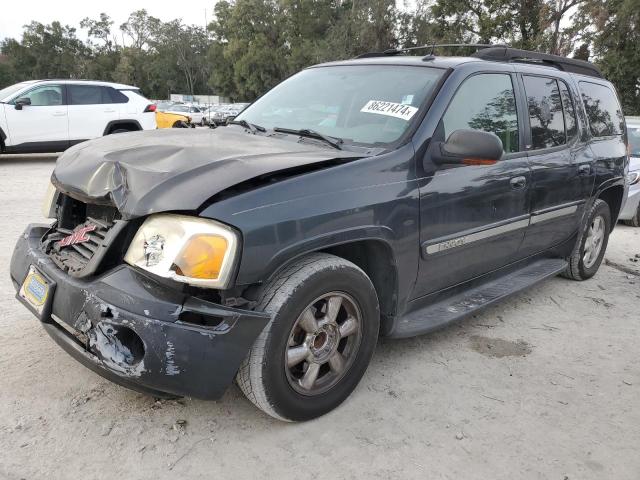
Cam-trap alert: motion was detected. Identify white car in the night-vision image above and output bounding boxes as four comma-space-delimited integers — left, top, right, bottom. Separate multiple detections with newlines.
165, 105, 206, 126
620, 116, 640, 226
0, 80, 157, 153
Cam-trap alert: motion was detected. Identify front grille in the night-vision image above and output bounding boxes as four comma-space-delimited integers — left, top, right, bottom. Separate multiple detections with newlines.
42, 195, 128, 278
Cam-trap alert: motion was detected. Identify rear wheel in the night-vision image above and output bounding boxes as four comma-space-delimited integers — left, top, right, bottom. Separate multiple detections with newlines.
563, 199, 611, 280
236, 253, 380, 421
109, 128, 131, 134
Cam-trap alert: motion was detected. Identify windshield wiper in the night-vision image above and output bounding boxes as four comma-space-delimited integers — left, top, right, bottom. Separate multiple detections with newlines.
273, 127, 343, 150
229, 119, 266, 132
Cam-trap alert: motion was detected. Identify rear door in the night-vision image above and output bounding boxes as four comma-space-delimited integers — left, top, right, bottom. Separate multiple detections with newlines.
414, 72, 530, 298
67, 84, 120, 143
577, 80, 628, 205
3, 83, 68, 150
519, 74, 589, 256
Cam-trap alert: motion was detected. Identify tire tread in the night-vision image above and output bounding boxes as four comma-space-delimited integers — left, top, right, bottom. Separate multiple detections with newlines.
236, 253, 371, 421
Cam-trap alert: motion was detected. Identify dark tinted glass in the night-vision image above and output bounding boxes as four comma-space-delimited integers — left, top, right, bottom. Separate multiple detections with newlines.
69, 85, 110, 105
441, 73, 519, 153
107, 87, 129, 104
558, 81, 577, 140
579, 81, 624, 137
523, 76, 565, 149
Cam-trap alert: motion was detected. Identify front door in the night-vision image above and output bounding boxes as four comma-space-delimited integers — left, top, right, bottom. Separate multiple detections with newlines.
413, 72, 530, 298
4, 84, 68, 150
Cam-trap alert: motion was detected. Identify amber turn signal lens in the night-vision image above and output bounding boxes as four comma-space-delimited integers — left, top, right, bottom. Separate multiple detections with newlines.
173, 235, 228, 279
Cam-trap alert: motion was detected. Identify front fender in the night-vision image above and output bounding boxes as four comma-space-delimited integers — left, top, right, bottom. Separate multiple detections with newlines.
260, 225, 398, 284
199, 145, 420, 309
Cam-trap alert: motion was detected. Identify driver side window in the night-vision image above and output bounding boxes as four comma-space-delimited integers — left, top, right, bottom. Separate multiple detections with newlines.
19, 85, 63, 106
440, 74, 519, 153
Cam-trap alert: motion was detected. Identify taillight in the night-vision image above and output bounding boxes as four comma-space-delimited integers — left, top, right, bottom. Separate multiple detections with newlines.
144, 104, 157, 113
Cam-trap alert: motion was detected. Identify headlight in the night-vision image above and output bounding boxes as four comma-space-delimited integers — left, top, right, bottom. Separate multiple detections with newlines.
628, 171, 640, 186
42, 181, 58, 219
124, 214, 239, 289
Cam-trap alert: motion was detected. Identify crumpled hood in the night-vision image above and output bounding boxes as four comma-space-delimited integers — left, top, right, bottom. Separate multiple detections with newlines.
52, 128, 364, 219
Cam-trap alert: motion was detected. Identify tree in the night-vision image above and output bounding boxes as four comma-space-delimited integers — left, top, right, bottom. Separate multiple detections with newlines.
80, 13, 120, 83
209, 0, 288, 100
578, 0, 640, 115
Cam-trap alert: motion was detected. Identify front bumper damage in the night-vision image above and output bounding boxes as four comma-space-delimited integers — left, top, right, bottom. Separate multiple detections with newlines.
10, 224, 270, 400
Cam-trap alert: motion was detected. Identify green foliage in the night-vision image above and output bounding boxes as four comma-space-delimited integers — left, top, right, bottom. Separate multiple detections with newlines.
581, 0, 640, 115
0, 0, 637, 112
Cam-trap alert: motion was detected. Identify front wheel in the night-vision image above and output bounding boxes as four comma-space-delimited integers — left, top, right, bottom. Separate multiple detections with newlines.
236, 253, 380, 421
563, 199, 611, 280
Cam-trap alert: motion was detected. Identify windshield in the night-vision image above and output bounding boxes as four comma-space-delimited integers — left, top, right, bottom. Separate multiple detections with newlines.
0, 81, 37, 102
236, 65, 444, 146
628, 126, 640, 157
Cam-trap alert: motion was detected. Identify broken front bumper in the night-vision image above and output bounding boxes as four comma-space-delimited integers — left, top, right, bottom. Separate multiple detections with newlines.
10, 224, 270, 400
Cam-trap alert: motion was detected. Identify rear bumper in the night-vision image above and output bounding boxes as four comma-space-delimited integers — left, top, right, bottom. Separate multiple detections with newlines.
10, 224, 270, 399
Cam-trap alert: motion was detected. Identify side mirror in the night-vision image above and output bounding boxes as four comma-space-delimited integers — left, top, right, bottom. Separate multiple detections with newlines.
14, 97, 31, 110
429, 129, 503, 166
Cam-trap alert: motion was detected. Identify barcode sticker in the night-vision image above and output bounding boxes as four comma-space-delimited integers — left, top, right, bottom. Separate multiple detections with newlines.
360, 100, 418, 121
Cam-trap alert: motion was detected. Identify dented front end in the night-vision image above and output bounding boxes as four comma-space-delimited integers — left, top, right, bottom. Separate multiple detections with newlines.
10, 224, 270, 399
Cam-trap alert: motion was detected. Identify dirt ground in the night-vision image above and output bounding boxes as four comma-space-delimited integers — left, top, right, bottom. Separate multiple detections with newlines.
1, 158, 638, 480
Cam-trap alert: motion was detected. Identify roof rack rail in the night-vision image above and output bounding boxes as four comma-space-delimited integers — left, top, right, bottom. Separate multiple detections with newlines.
471, 47, 602, 78
355, 43, 505, 59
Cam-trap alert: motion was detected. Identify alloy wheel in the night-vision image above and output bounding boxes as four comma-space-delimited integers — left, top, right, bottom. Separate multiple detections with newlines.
583, 215, 605, 268
284, 292, 362, 396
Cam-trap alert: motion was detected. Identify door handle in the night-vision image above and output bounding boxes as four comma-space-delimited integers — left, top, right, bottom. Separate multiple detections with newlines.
578, 164, 591, 176
104, 109, 117, 113
52, 111, 66, 117
510, 176, 527, 190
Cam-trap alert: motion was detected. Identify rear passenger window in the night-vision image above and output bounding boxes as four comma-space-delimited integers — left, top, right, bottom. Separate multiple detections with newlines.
69, 85, 112, 105
523, 76, 565, 149
441, 73, 519, 153
579, 81, 624, 137
558, 82, 578, 140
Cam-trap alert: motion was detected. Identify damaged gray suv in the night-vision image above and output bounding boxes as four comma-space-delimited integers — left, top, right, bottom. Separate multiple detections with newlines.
11, 47, 628, 421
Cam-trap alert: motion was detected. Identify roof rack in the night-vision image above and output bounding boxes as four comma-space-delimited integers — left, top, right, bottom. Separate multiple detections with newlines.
471, 47, 602, 78
355, 43, 504, 59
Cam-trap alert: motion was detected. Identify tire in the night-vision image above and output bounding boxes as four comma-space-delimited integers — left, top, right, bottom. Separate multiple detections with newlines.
109, 128, 131, 134
623, 206, 640, 227
563, 199, 611, 280
236, 253, 380, 421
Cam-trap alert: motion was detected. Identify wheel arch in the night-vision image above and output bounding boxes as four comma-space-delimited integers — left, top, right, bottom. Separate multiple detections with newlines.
258, 235, 399, 336
0, 126, 6, 152
597, 183, 625, 229
103, 120, 142, 135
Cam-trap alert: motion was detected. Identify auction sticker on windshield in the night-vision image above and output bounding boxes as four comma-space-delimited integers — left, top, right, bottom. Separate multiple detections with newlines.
360, 100, 418, 121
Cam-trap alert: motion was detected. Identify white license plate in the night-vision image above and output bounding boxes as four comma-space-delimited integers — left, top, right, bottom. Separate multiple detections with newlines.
19, 266, 51, 315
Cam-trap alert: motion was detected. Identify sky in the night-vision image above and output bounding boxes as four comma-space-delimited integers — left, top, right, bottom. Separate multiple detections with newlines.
0, 0, 217, 41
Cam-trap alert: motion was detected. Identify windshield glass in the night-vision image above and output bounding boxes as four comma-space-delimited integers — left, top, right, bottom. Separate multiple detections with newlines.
0, 81, 36, 102
237, 65, 444, 146
628, 126, 640, 156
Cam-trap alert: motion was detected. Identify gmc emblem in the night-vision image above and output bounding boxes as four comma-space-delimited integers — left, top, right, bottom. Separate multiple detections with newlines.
58, 225, 96, 248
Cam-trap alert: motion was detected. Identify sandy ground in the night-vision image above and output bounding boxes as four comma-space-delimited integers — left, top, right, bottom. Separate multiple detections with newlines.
0, 158, 638, 480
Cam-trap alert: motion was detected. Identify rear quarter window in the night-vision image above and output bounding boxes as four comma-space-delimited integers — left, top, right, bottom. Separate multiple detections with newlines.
107, 88, 129, 104
579, 81, 624, 137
